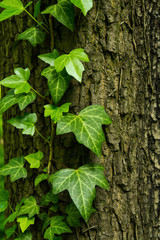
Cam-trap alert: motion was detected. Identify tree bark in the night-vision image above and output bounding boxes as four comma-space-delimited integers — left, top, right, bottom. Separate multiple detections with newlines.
0, 0, 159, 239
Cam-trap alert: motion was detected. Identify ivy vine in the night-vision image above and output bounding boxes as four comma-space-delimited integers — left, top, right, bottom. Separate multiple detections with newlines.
0, 0, 112, 239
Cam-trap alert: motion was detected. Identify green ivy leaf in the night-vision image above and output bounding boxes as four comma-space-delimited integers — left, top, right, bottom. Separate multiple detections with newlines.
5, 224, 17, 239
42, 0, 74, 31
34, 173, 48, 187
34, 0, 41, 18
18, 27, 45, 47
52, 163, 109, 222
41, 67, 71, 104
53, 237, 62, 240
54, 48, 89, 82
18, 91, 36, 111
40, 190, 58, 206
0, 68, 31, 94
4, 198, 26, 225
18, 196, 40, 218
7, 113, 37, 136
38, 49, 59, 66
70, 0, 93, 16
44, 216, 72, 240
0, 90, 36, 114
44, 103, 71, 123
0, 0, 24, 21
57, 105, 112, 157
24, 151, 44, 169
14, 231, 32, 240
17, 216, 35, 233
49, 204, 58, 212
0, 190, 9, 213
65, 202, 81, 227
0, 156, 27, 182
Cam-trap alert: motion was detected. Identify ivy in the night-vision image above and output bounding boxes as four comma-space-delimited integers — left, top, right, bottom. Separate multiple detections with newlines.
42, 0, 74, 31
7, 113, 37, 136
0, 1, 111, 239
18, 27, 45, 47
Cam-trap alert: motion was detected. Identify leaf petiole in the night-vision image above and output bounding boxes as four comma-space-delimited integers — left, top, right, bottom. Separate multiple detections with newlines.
24, 9, 50, 34
30, 87, 45, 100
35, 127, 50, 144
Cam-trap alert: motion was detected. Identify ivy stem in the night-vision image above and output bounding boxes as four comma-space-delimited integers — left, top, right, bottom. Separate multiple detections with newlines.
35, 127, 50, 144
47, 122, 55, 174
30, 87, 46, 100
49, 15, 54, 51
24, 9, 50, 34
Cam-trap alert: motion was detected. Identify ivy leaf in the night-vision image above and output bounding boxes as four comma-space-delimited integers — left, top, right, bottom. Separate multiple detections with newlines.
0, 190, 9, 213
34, 173, 48, 187
34, 0, 41, 18
5, 224, 17, 239
49, 205, 58, 213
38, 49, 59, 66
18, 27, 45, 47
44, 216, 72, 240
0, 156, 27, 182
14, 231, 32, 240
0, 90, 36, 114
41, 67, 71, 104
0, 0, 24, 21
53, 237, 62, 240
57, 105, 112, 157
18, 196, 40, 218
0, 68, 31, 94
24, 151, 44, 169
40, 190, 58, 206
17, 216, 35, 233
44, 103, 71, 123
65, 202, 81, 227
7, 113, 37, 136
52, 163, 109, 222
70, 0, 93, 16
4, 198, 26, 225
18, 91, 36, 111
42, 0, 74, 31
54, 48, 89, 82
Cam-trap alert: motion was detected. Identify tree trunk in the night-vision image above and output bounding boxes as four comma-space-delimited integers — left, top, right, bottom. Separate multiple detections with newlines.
0, 0, 159, 239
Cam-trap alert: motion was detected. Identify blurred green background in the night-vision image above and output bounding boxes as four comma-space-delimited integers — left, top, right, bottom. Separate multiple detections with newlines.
0, 87, 5, 239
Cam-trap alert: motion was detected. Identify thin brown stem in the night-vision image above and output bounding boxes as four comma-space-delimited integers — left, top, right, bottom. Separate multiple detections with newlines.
47, 122, 55, 174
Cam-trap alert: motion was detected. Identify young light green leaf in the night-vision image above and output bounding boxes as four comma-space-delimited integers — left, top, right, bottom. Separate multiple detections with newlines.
41, 67, 71, 104
54, 48, 89, 82
34, 173, 48, 187
18, 91, 36, 111
14, 231, 32, 240
38, 49, 59, 66
70, 0, 93, 16
52, 163, 109, 222
24, 151, 44, 169
18, 196, 39, 218
42, 0, 74, 31
0, 0, 24, 21
40, 190, 58, 206
0, 190, 9, 213
5, 224, 17, 239
44, 103, 71, 123
57, 105, 112, 157
0, 68, 31, 94
4, 198, 26, 225
7, 113, 37, 136
0, 90, 36, 114
17, 216, 35, 233
0, 156, 27, 182
44, 216, 72, 240
65, 202, 81, 227
18, 27, 45, 47
34, 0, 41, 18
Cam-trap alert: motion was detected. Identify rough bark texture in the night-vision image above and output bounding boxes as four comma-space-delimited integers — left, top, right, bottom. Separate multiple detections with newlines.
0, 0, 159, 239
